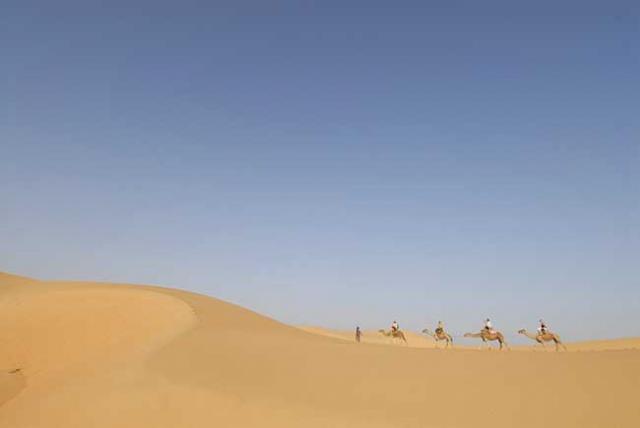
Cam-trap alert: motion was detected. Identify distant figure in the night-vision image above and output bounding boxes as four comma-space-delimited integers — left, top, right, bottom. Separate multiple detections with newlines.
435, 320, 445, 335
484, 318, 493, 333
537, 319, 548, 336
391, 320, 399, 333
355, 326, 362, 343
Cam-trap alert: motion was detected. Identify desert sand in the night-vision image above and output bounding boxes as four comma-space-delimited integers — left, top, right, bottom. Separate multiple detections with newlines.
1, 271, 639, 427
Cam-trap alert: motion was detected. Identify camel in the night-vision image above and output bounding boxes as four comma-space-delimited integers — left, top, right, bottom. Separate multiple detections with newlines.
518, 329, 567, 351
422, 328, 454, 348
378, 329, 408, 345
464, 329, 509, 350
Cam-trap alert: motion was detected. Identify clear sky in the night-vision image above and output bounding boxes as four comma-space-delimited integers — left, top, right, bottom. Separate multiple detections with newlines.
2, 1, 639, 342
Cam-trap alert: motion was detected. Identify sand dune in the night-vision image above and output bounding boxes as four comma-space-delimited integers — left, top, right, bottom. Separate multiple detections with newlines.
1, 272, 639, 427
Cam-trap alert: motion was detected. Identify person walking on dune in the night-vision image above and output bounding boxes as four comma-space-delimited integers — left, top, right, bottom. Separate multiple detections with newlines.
355, 326, 362, 343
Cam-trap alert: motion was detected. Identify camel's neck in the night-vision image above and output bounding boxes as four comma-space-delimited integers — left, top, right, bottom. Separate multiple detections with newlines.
520, 331, 539, 340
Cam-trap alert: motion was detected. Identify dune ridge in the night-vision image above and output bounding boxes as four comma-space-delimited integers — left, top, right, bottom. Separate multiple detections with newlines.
1, 272, 639, 427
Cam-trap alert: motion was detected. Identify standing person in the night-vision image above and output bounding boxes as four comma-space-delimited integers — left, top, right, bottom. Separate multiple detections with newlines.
355, 326, 362, 343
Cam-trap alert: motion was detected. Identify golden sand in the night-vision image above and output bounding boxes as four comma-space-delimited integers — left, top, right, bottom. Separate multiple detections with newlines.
1, 272, 639, 427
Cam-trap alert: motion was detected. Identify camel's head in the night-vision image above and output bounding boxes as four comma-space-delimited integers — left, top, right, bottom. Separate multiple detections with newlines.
517, 329, 526, 334
463, 333, 472, 337
421, 329, 429, 334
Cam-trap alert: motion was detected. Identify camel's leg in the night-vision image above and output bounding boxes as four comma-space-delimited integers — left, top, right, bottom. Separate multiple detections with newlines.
500, 337, 509, 350
531, 339, 539, 351
555, 339, 567, 352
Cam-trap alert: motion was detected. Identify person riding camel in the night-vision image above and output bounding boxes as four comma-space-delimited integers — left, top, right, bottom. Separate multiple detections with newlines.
484, 318, 493, 333
391, 320, 399, 333
537, 319, 548, 336
435, 320, 444, 335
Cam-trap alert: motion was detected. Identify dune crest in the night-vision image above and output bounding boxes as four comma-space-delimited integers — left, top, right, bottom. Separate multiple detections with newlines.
0, 287, 197, 375
0, 273, 197, 426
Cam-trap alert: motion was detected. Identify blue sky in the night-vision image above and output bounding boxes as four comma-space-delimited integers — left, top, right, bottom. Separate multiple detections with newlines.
2, 1, 639, 342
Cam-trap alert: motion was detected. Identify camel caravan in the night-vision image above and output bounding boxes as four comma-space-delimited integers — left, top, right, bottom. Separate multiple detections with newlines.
367, 319, 566, 351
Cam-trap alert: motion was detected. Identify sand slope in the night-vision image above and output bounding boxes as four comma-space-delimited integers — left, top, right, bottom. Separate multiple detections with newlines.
1, 272, 639, 427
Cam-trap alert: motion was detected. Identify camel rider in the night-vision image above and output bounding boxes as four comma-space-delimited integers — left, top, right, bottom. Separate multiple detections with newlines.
435, 321, 444, 335
391, 320, 399, 333
537, 319, 548, 336
484, 318, 493, 333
